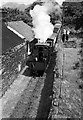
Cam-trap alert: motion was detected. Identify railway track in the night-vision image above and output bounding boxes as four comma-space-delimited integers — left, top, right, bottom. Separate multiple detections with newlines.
9, 74, 46, 118
2, 44, 57, 119
23, 76, 45, 118
10, 50, 57, 119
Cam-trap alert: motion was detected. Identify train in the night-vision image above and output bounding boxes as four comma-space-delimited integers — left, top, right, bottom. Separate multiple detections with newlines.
26, 22, 61, 76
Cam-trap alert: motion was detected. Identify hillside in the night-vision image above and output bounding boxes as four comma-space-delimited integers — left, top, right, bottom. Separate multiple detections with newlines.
2, 2, 30, 11
65, 0, 83, 2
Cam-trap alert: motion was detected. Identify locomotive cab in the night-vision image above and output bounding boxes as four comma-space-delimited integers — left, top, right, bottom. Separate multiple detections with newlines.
33, 42, 50, 62
28, 42, 50, 76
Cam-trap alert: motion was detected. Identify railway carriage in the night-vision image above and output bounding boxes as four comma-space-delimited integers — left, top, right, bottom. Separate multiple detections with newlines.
46, 22, 61, 49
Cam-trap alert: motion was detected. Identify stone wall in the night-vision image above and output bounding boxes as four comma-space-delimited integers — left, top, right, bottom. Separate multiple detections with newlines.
1, 42, 28, 96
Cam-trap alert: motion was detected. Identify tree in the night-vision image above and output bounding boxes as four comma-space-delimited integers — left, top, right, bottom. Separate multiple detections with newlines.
62, 1, 83, 31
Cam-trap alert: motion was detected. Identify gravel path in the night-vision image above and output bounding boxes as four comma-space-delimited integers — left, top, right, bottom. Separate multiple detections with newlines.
10, 76, 46, 118
51, 37, 82, 119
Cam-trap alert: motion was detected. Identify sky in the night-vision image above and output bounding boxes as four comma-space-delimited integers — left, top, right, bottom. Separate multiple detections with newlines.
0, 0, 65, 7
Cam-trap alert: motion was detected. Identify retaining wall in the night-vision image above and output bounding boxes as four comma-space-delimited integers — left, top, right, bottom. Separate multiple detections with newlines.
1, 42, 28, 96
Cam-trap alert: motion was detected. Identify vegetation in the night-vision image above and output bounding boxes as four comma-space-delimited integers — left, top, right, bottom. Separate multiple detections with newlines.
2, 1, 43, 27
62, 1, 83, 31
2, 1, 83, 31
2, 1, 61, 26
2, 7, 33, 26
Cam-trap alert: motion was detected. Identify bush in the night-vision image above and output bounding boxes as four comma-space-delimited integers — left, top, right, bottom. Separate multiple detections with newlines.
62, 1, 83, 31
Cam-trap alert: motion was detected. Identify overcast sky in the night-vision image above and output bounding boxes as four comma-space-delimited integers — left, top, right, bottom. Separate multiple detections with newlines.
0, 0, 65, 7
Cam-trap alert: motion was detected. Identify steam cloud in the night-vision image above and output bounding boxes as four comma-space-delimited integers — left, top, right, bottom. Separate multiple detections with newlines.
30, 0, 61, 42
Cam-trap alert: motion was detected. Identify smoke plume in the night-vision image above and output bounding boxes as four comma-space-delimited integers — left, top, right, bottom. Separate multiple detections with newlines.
30, 0, 61, 42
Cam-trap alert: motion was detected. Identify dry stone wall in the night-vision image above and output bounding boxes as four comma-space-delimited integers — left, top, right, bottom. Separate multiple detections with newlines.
1, 42, 28, 96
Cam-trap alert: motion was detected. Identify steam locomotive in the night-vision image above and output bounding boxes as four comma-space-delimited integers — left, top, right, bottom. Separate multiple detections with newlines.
26, 22, 61, 76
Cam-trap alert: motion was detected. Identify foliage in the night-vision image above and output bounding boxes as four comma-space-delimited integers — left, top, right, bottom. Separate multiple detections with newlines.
62, 1, 83, 31
2, 1, 61, 27
2, 7, 33, 26
2, 1, 43, 26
